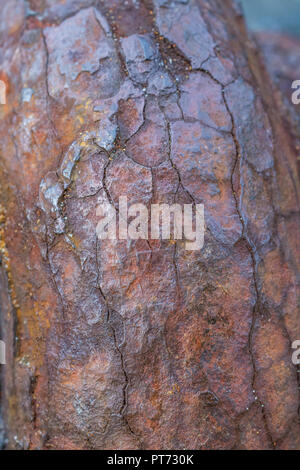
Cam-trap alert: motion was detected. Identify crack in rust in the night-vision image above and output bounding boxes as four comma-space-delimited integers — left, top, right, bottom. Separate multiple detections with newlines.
41, 29, 62, 153
95, 238, 143, 448
221, 80, 277, 449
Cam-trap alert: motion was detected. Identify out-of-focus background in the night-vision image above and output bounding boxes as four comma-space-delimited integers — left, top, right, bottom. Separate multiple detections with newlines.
241, 0, 300, 37
240, 0, 300, 121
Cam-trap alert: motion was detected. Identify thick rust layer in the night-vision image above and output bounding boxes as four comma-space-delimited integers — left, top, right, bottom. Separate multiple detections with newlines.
0, 0, 299, 449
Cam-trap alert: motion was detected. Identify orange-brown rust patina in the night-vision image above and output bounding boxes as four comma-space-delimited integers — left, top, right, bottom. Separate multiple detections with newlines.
0, 0, 299, 450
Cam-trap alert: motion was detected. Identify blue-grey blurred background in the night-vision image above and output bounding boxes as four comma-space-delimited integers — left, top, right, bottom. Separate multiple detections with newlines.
241, 0, 300, 37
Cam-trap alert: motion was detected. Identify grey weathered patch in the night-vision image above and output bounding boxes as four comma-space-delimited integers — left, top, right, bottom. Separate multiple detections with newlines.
224, 78, 274, 172
121, 34, 159, 84
44, 7, 121, 100
154, 0, 215, 68
147, 71, 175, 95
39, 171, 64, 215
21, 88, 34, 103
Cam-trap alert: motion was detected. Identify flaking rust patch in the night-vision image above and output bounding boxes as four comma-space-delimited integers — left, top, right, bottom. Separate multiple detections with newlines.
0, 204, 20, 314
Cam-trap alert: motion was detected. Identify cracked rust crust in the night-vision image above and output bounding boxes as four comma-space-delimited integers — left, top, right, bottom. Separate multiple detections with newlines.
0, 0, 300, 450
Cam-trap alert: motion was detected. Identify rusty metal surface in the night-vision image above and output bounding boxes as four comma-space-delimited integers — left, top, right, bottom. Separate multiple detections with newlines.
255, 31, 300, 180
0, 0, 299, 450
